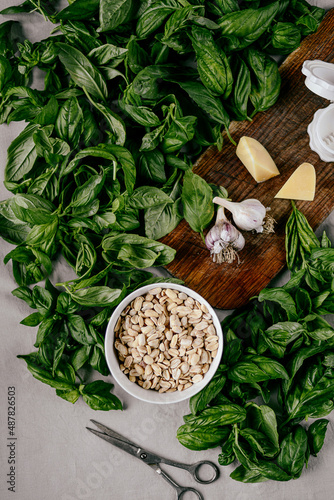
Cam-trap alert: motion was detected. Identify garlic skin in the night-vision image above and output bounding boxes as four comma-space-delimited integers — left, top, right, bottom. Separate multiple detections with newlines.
213, 197, 275, 233
205, 207, 245, 264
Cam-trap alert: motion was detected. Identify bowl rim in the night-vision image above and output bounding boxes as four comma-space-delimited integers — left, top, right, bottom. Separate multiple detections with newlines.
105, 283, 223, 404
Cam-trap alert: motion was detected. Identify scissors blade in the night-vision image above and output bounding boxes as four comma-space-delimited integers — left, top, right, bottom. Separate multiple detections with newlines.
87, 420, 141, 458
87, 420, 161, 466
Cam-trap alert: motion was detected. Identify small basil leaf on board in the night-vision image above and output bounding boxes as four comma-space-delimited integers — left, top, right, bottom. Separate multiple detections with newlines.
4, 123, 40, 182
57, 43, 108, 102
308, 419, 329, 457
181, 170, 214, 235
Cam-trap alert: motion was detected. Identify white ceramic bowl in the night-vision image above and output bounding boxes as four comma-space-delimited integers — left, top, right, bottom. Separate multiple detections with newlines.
105, 283, 223, 404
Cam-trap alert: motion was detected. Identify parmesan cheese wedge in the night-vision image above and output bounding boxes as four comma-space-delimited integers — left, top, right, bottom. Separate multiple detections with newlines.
236, 136, 280, 183
274, 163, 316, 201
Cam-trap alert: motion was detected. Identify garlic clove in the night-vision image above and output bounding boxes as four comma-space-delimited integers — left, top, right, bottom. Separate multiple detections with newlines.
205, 207, 245, 264
213, 196, 274, 234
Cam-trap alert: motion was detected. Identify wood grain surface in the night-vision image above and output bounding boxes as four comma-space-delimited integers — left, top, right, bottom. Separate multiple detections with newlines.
161, 9, 334, 310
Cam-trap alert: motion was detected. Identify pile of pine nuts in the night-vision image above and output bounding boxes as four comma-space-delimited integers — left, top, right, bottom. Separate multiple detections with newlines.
114, 287, 219, 393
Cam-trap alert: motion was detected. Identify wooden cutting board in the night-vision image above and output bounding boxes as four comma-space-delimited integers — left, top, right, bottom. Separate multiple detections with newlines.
161, 9, 334, 310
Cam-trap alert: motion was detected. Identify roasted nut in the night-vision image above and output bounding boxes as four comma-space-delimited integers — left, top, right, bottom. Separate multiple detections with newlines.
114, 288, 219, 392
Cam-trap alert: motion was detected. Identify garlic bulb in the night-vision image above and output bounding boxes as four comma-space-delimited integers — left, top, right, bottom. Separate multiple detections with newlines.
213, 197, 275, 233
205, 207, 245, 264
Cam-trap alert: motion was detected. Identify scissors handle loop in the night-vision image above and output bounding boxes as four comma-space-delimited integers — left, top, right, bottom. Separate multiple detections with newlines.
177, 486, 204, 500
187, 460, 220, 484
157, 468, 204, 500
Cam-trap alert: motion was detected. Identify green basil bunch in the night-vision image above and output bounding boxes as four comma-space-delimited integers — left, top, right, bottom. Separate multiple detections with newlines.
177, 205, 334, 482
0, 0, 326, 408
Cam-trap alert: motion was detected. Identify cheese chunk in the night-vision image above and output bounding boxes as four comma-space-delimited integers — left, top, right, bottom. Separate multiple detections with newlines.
236, 136, 280, 183
274, 163, 316, 201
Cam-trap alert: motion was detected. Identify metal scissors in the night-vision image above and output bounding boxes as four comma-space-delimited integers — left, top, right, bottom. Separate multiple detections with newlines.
87, 420, 220, 500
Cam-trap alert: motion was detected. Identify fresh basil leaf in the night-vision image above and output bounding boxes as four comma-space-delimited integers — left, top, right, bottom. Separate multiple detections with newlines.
136, 1, 176, 39
308, 419, 329, 457
144, 198, 182, 240
0, 215, 30, 244
70, 285, 125, 308
17, 353, 75, 391
245, 48, 281, 116
5, 123, 40, 182
277, 425, 308, 478
102, 233, 176, 266
55, 0, 100, 20
66, 314, 95, 345
184, 404, 246, 427
229, 356, 288, 383
79, 380, 123, 410
55, 97, 84, 148
189, 25, 233, 99
181, 170, 214, 234
99, 0, 133, 33
57, 43, 108, 102
89, 43, 128, 66
71, 345, 91, 372
32, 285, 54, 315
129, 186, 173, 209
177, 422, 230, 451
218, 2, 280, 49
